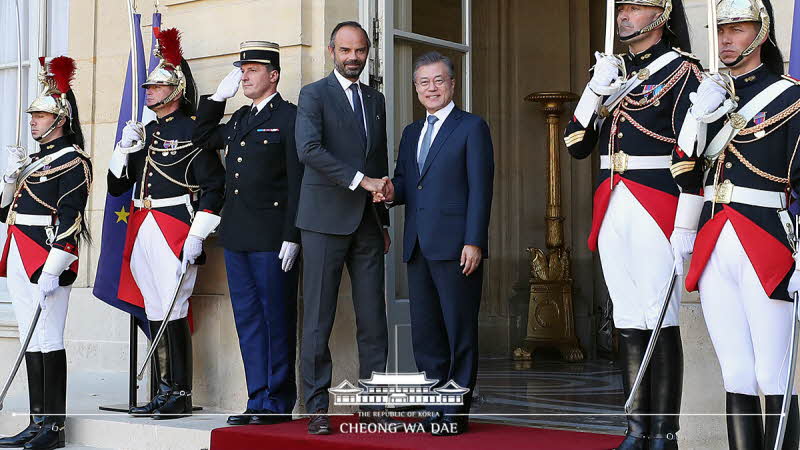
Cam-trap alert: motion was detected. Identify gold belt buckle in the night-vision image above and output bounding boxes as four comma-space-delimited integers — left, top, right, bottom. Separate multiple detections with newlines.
143, 198, 152, 209
612, 152, 629, 174
714, 180, 734, 204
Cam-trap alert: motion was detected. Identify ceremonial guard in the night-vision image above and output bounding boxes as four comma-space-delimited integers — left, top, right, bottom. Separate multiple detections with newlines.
0, 56, 91, 450
563, 1, 699, 448
193, 41, 303, 425
106, 28, 225, 420
676, 1, 800, 447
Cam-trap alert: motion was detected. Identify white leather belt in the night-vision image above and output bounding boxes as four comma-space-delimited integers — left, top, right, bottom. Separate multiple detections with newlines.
704, 182, 787, 209
600, 153, 671, 173
133, 194, 192, 210
9, 213, 57, 227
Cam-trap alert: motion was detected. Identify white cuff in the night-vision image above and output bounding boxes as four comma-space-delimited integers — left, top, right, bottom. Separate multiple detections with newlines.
574, 86, 602, 128
678, 109, 700, 157
350, 171, 365, 191
1, 182, 16, 208
209, 93, 226, 102
188, 211, 221, 239
42, 248, 78, 275
108, 146, 130, 178
675, 193, 705, 231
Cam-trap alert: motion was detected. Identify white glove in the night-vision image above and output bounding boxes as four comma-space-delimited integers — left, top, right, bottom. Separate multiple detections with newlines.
278, 241, 300, 272
37, 271, 60, 304
119, 122, 145, 152
4, 145, 29, 182
588, 52, 623, 96
181, 235, 204, 272
210, 68, 243, 102
670, 227, 696, 277
691, 74, 736, 124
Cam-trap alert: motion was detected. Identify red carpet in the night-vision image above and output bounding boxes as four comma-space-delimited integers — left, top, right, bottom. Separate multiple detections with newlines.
210, 415, 623, 450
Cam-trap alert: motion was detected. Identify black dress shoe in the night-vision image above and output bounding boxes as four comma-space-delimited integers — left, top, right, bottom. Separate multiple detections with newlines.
250, 410, 293, 425
227, 409, 256, 426
432, 417, 469, 436
308, 410, 331, 435
417, 414, 441, 433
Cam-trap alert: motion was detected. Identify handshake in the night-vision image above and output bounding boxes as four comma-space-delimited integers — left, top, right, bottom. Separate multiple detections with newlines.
360, 176, 394, 203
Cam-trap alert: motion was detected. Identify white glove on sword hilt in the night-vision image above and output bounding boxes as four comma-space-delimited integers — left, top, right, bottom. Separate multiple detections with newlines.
119, 121, 145, 153
691, 74, 737, 124
589, 52, 625, 96
4, 145, 29, 182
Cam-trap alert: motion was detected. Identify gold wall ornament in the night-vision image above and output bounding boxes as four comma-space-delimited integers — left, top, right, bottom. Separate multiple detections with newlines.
517, 91, 585, 363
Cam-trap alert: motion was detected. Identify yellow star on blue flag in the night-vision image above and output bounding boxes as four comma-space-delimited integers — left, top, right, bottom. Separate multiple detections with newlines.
114, 206, 130, 223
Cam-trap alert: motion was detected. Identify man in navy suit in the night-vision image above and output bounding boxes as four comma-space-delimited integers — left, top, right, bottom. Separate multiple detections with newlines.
380, 51, 494, 436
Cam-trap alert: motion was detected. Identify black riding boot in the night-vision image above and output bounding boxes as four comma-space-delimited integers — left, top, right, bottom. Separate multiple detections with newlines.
153, 318, 192, 420
765, 395, 800, 450
615, 329, 651, 450
725, 392, 764, 449
130, 321, 171, 416
649, 326, 683, 450
24, 350, 66, 450
0, 352, 44, 447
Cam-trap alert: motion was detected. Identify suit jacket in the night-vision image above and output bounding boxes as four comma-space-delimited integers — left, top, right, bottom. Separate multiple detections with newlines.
295, 71, 389, 235
392, 107, 494, 262
192, 93, 302, 252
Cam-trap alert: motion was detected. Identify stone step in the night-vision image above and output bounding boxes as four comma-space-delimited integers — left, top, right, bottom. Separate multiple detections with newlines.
0, 370, 231, 450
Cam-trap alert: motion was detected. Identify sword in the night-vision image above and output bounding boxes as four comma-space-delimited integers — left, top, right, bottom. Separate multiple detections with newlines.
13, 0, 23, 149
605, 0, 616, 56
0, 305, 42, 410
624, 267, 679, 414
705, 0, 736, 99
125, 0, 144, 143
774, 212, 800, 450
136, 268, 188, 380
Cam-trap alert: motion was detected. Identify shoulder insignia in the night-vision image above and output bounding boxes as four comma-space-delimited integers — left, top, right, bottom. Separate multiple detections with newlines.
782, 75, 800, 85
191, 115, 197, 121
672, 47, 700, 61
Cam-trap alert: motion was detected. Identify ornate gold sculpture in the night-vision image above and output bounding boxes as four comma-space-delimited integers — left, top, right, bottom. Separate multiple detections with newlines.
517, 91, 584, 363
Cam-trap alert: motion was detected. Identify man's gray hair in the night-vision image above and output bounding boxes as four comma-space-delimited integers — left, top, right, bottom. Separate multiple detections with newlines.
412, 51, 455, 81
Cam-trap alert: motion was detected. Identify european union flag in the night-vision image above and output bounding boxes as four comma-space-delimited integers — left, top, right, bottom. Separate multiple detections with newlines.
790, 3, 800, 216
92, 13, 161, 334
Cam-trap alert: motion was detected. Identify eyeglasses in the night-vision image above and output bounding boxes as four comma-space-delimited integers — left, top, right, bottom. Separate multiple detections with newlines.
415, 77, 449, 89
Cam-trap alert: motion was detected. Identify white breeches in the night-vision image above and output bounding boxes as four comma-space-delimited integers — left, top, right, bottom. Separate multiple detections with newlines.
130, 213, 197, 321
8, 236, 70, 353
698, 222, 795, 396
597, 181, 681, 330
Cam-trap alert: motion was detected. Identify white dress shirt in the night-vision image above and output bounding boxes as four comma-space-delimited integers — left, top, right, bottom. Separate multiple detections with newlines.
417, 100, 456, 159
251, 92, 279, 113
333, 69, 371, 191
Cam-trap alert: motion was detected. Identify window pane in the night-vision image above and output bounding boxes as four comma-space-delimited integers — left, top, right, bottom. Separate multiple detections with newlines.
0, 0, 30, 64
394, 0, 463, 44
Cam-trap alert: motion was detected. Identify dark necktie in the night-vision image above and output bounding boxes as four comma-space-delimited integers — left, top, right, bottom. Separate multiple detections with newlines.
349, 83, 368, 148
244, 106, 257, 127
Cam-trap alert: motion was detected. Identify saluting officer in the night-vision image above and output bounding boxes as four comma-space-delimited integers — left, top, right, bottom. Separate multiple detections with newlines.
193, 41, 303, 425
563, 1, 700, 448
106, 28, 225, 420
0, 56, 91, 450
676, 0, 800, 447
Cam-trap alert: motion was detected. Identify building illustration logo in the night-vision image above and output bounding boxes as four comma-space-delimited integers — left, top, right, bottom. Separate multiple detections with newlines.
329, 372, 469, 406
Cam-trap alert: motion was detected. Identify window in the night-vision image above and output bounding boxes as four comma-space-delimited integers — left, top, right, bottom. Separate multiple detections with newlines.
0, 0, 70, 307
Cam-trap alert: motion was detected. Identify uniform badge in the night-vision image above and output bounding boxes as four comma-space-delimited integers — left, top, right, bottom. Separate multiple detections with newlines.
753, 112, 766, 125
643, 84, 664, 100
164, 140, 179, 150
257, 128, 280, 132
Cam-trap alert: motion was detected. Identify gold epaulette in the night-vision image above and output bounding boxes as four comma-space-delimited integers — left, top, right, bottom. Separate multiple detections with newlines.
672, 47, 700, 61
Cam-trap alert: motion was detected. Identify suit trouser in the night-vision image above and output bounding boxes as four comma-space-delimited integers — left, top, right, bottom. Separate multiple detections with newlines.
224, 249, 299, 413
407, 243, 482, 416
300, 209, 388, 412
699, 222, 794, 396
8, 236, 70, 353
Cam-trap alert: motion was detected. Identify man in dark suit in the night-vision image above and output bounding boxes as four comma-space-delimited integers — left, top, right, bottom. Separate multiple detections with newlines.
192, 41, 302, 426
381, 51, 494, 436
294, 22, 391, 435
